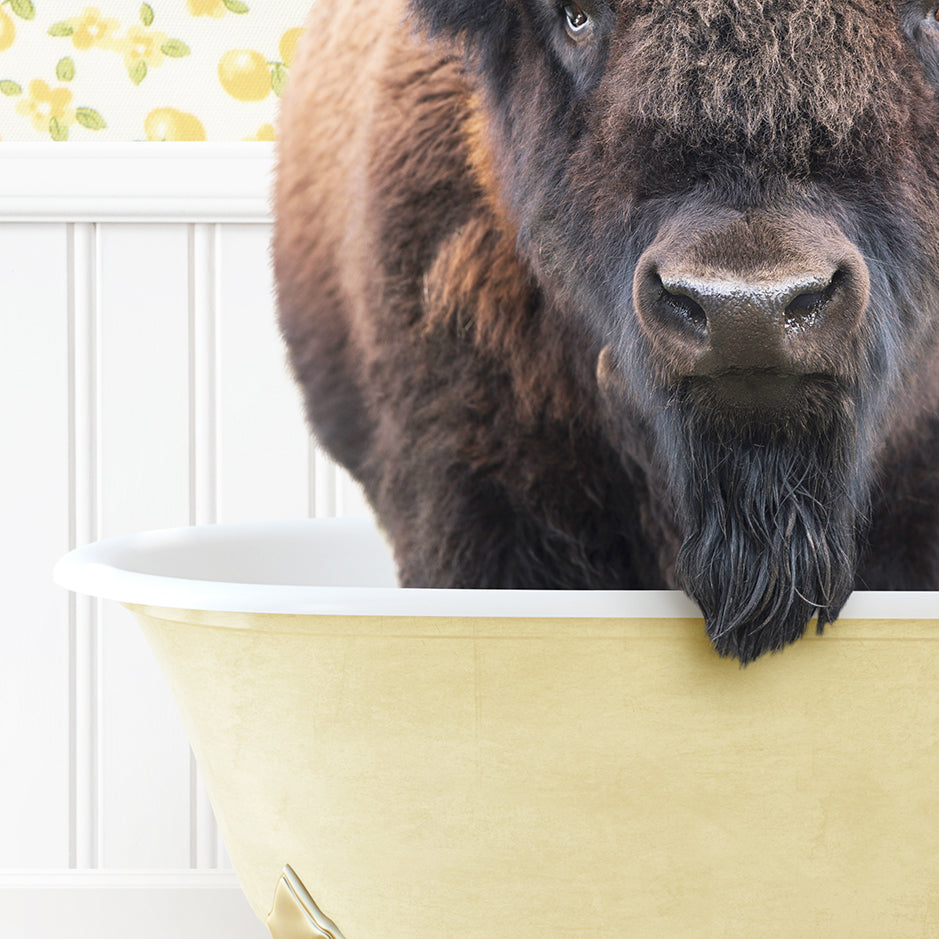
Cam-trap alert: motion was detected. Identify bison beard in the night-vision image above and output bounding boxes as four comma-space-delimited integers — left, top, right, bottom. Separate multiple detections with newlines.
663, 386, 868, 663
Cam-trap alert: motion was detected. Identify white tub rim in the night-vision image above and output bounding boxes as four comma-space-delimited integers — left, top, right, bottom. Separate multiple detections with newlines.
53, 516, 939, 621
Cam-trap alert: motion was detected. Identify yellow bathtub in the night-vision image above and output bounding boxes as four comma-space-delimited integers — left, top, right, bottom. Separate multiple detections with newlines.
54, 517, 939, 938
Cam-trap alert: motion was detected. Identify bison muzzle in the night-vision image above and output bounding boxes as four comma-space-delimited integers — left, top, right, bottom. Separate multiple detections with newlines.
274, 0, 939, 662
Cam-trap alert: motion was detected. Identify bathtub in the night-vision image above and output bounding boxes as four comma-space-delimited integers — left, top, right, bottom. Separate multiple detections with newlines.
54, 517, 939, 938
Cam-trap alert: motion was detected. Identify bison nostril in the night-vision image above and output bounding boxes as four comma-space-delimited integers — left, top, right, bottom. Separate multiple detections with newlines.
658, 282, 708, 334
785, 269, 845, 325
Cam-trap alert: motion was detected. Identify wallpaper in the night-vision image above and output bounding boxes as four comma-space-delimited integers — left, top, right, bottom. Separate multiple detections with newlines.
0, 1, 312, 141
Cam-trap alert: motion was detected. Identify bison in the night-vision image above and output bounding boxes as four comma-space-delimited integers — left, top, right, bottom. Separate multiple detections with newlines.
274, 0, 939, 662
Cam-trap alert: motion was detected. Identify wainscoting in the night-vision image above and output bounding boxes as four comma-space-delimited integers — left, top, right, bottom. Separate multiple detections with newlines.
0, 144, 369, 937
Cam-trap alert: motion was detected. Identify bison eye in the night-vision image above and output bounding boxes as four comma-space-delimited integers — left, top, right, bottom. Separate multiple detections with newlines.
563, 3, 591, 38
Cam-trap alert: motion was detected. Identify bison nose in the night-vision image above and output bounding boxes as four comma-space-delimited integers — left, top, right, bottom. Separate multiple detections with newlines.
649, 267, 854, 371
632, 220, 870, 381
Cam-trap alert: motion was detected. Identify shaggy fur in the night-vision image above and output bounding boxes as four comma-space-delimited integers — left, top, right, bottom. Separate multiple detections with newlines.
275, 0, 939, 662
622, 2, 904, 166
666, 381, 867, 661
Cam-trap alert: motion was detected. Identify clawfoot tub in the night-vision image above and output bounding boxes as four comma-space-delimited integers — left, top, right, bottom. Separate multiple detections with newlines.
55, 517, 939, 937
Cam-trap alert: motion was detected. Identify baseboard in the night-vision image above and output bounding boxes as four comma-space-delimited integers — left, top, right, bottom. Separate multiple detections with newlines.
0, 871, 268, 939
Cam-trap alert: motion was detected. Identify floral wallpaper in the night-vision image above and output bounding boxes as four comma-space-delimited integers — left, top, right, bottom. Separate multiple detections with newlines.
0, 1, 311, 140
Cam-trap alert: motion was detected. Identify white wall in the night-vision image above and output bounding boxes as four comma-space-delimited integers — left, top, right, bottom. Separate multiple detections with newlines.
0, 144, 370, 938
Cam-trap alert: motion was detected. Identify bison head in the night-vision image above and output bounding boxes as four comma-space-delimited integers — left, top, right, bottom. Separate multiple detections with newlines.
411, 0, 939, 660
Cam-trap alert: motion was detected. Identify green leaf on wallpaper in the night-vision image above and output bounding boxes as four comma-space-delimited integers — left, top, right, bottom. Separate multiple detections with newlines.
56, 59, 76, 83
0, 81, 22, 96
49, 22, 75, 37
76, 108, 107, 131
161, 39, 191, 58
9, 0, 35, 20
128, 60, 147, 85
271, 63, 288, 98
49, 118, 68, 142
223, 0, 250, 12
140, 4, 154, 27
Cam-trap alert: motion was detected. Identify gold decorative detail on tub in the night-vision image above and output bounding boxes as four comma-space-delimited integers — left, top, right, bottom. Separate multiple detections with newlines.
267, 865, 347, 939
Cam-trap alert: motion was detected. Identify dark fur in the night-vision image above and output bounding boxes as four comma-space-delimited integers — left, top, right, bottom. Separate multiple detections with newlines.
275, 0, 939, 662
667, 380, 866, 661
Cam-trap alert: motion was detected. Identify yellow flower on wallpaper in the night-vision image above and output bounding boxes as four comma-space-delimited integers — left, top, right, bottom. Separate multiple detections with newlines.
16, 79, 75, 137
50, 6, 190, 85
119, 25, 168, 76
68, 7, 119, 50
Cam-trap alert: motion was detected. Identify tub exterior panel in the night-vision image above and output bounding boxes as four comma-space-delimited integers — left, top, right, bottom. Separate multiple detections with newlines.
129, 606, 939, 938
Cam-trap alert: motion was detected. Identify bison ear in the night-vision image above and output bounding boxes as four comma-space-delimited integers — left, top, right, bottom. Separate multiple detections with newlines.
407, 0, 515, 46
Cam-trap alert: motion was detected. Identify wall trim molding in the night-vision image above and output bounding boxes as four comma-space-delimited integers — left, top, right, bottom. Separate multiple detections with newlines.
0, 143, 275, 223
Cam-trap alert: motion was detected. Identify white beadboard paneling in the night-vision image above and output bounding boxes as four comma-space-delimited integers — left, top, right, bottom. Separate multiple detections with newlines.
309, 439, 338, 517
189, 224, 218, 529
70, 221, 100, 870
96, 224, 193, 869
0, 872, 268, 939
187, 223, 226, 869
215, 224, 311, 522
337, 464, 372, 518
97, 224, 192, 539
309, 440, 372, 519
1, 148, 381, 938
0, 223, 71, 868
